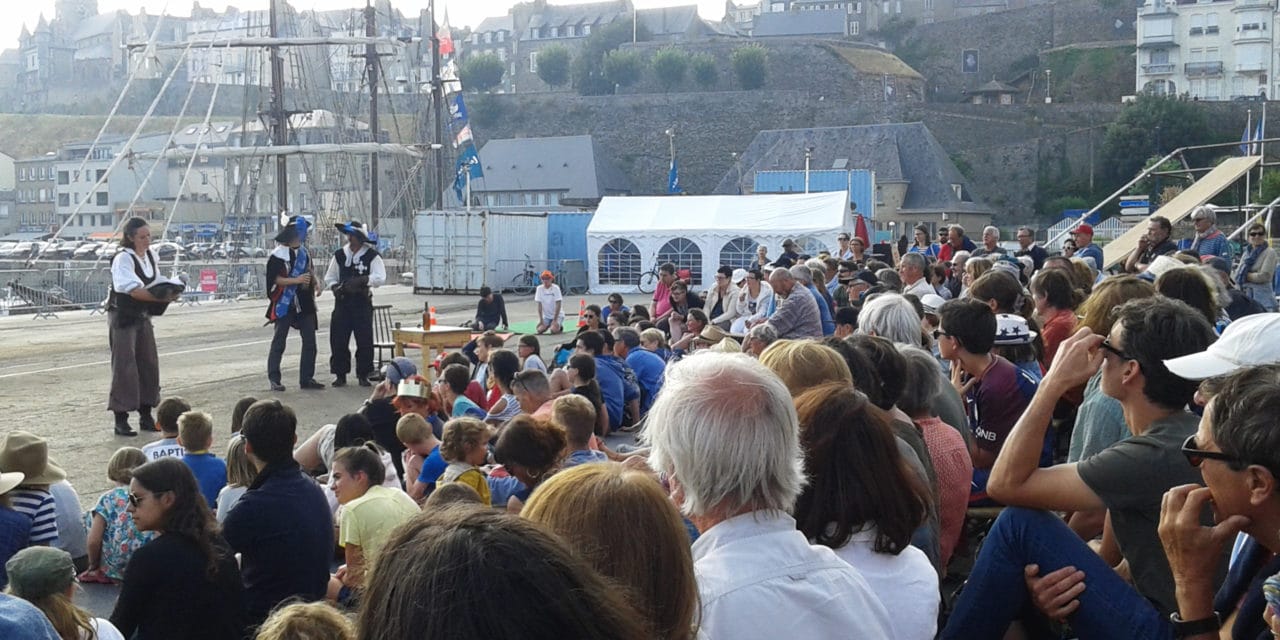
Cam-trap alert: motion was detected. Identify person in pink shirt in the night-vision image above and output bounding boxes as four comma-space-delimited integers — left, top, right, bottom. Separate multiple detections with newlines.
651, 263, 678, 322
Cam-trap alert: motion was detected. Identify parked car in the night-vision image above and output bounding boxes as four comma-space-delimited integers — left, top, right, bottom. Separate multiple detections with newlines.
153, 241, 185, 260
72, 242, 107, 260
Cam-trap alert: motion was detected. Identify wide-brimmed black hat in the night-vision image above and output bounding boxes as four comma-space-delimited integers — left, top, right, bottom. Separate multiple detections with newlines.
335, 220, 373, 244
275, 215, 305, 243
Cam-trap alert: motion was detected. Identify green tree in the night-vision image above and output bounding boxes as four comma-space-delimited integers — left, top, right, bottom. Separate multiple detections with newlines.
651, 48, 689, 92
571, 19, 651, 95
690, 53, 718, 89
1100, 95, 1213, 187
732, 45, 767, 90
1261, 171, 1280, 205
535, 45, 572, 88
603, 50, 644, 89
458, 54, 505, 93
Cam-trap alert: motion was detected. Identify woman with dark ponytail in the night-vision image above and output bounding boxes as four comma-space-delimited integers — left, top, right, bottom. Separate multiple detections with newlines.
110, 458, 245, 639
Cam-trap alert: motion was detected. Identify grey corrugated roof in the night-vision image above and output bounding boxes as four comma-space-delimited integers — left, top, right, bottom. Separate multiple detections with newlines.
752, 9, 846, 37
473, 135, 631, 198
715, 123, 993, 215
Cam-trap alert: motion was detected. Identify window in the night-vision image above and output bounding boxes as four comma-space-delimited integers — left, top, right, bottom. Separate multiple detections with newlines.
530, 51, 539, 73
1205, 14, 1218, 34
597, 238, 642, 285
583, 25, 591, 35
1151, 49, 1170, 64
57, 171, 68, 184
58, 193, 69, 207
73, 193, 80, 204
851, 21, 859, 35
96, 169, 106, 181
566, 25, 575, 37
656, 237, 704, 286
719, 236, 760, 270
797, 237, 830, 256
550, 27, 558, 38
96, 192, 107, 206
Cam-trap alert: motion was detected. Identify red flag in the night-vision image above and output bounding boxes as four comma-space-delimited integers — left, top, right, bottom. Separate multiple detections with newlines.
853, 214, 871, 248
438, 9, 454, 57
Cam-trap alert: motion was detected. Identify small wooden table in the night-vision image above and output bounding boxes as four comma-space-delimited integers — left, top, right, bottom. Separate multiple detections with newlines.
391, 326, 474, 381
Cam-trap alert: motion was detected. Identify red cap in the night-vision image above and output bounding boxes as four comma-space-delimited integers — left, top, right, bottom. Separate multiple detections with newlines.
540, 270, 554, 280
1073, 224, 1094, 236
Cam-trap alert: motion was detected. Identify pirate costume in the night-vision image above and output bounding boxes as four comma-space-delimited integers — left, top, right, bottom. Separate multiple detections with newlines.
324, 220, 386, 387
108, 242, 166, 436
265, 216, 324, 392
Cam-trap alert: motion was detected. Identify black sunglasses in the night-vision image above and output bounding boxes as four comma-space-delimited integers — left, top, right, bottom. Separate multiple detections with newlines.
1181, 434, 1242, 468
1249, 231, 1266, 237
1099, 337, 1134, 363
932, 329, 950, 339
127, 490, 166, 507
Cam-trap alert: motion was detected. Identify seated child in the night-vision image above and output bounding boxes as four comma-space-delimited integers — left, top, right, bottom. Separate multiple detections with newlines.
177, 411, 226, 510
216, 438, 255, 523
436, 418, 492, 507
140, 397, 190, 461
554, 395, 608, 469
79, 447, 154, 583
397, 413, 446, 503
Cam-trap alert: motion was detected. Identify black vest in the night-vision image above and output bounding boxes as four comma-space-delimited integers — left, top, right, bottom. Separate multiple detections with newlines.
333, 246, 379, 304
109, 251, 159, 319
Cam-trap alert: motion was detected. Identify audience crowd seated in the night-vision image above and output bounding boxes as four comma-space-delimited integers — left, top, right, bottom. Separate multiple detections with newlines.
13, 230, 1280, 640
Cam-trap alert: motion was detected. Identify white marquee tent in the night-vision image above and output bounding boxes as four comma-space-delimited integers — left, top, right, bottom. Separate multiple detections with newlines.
587, 191, 851, 292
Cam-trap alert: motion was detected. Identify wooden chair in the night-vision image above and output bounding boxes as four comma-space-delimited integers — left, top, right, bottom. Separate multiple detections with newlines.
371, 304, 396, 375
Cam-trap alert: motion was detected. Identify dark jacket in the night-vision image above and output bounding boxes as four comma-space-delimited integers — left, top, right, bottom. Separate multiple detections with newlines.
221, 460, 333, 625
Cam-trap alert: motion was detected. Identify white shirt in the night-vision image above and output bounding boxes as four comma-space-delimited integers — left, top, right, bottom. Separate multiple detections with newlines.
904, 277, 935, 299
87, 617, 126, 640
691, 510, 893, 640
110, 247, 158, 294
534, 283, 563, 319
49, 481, 88, 559
830, 528, 940, 640
324, 245, 387, 289
141, 438, 185, 461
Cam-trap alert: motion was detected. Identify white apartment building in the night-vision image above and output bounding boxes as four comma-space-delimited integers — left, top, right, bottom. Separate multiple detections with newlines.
1136, 0, 1274, 101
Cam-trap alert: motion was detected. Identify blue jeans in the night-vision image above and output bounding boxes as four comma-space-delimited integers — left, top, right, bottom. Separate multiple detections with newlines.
943, 507, 1173, 640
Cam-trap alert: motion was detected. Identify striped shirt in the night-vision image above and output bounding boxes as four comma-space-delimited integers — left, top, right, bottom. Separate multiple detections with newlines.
9, 488, 59, 545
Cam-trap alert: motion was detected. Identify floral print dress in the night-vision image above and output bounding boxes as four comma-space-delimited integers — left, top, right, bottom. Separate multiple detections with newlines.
87, 486, 155, 580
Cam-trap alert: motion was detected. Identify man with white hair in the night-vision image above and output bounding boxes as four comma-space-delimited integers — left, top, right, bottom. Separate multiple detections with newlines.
971, 225, 1007, 259
898, 252, 934, 298
762, 268, 822, 339
1184, 205, 1232, 260
789, 265, 835, 336
744, 323, 778, 357
645, 353, 893, 638
858, 293, 924, 345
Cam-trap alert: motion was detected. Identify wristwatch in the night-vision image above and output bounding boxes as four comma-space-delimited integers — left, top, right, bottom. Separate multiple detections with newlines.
1169, 611, 1221, 638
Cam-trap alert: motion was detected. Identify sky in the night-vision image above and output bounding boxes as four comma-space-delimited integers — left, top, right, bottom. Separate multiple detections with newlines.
0, 0, 729, 51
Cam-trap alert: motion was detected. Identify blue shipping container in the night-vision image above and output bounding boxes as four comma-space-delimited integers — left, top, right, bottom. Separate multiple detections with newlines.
547, 212, 593, 265
753, 170, 875, 219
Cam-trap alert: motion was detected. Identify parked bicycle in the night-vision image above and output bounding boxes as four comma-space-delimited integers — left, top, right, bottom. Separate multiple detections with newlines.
509, 254, 540, 295
637, 260, 663, 294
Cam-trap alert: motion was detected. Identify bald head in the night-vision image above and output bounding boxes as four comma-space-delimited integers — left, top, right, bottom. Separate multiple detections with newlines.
769, 267, 795, 296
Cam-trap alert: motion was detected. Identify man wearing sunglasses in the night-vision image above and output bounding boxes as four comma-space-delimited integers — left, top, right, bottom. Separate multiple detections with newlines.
1158, 314, 1280, 640
942, 296, 1219, 639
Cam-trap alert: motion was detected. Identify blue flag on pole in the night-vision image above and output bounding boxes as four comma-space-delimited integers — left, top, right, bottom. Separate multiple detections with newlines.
453, 144, 483, 202
1241, 116, 1253, 155
667, 158, 682, 195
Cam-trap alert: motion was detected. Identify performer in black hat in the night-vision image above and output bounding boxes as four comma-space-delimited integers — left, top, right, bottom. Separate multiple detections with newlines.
265, 215, 325, 392
324, 219, 386, 387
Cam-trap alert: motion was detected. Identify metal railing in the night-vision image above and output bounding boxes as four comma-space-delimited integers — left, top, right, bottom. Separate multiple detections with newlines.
491, 258, 589, 296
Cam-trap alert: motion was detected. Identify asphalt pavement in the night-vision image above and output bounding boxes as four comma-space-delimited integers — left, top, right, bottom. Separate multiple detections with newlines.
0, 284, 624, 617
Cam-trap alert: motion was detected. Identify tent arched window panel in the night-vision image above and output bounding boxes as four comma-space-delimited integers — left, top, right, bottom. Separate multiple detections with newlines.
797, 236, 829, 256
656, 237, 703, 286
719, 236, 760, 270
598, 238, 641, 285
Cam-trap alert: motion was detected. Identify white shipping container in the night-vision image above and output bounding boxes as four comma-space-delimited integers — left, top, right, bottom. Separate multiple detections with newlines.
413, 210, 549, 294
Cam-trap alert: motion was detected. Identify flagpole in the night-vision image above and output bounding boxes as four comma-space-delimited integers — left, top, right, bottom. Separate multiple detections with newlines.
1260, 102, 1267, 200
1246, 109, 1253, 207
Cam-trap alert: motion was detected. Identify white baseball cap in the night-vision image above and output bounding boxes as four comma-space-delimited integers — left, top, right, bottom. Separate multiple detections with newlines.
731, 268, 748, 285
1164, 313, 1280, 380
920, 293, 947, 315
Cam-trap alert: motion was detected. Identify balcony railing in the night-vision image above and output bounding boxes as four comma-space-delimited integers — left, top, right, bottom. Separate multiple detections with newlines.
1185, 61, 1225, 76
1142, 62, 1177, 73
1236, 61, 1267, 73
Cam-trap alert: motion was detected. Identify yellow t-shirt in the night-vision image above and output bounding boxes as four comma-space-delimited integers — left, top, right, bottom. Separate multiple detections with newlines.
339, 485, 420, 559
439, 463, 492, 507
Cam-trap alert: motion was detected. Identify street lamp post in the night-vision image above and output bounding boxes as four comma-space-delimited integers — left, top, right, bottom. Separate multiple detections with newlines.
1045, 69, 1052, 104
804, 146, 814, 193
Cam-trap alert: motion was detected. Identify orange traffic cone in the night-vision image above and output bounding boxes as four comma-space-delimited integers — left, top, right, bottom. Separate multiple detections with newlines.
429, 306, 438, 327
577, 299, 587, 327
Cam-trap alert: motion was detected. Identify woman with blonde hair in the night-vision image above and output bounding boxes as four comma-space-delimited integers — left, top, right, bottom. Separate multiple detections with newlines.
7, 546, 124, 640
523, 463, 700, 640
758, 340, 851, 397
960, 257, 993, 295
215, 438, 257, 523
